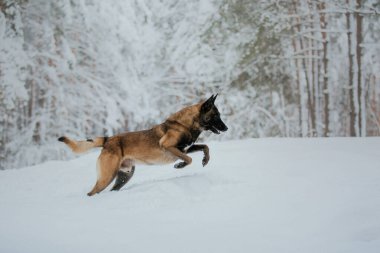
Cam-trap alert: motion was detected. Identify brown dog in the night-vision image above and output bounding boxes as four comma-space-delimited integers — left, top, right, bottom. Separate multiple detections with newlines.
58, 94, 228, 196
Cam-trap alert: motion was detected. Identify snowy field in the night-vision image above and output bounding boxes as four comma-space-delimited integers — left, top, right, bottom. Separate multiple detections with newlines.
1, 138, 380, 253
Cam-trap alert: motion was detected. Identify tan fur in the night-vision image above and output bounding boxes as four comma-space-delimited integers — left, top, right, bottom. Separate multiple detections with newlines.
60, 137, 105, 154
60, 103, 211, 196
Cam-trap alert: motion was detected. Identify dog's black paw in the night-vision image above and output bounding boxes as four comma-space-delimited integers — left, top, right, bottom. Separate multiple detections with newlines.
174, 162, 188, 169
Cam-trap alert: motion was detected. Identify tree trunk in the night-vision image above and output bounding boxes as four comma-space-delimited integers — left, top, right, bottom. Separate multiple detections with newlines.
291, 0, 309, 137
318, 2, 330, 137
356, 0, 364, 136
346, 1, 356, 136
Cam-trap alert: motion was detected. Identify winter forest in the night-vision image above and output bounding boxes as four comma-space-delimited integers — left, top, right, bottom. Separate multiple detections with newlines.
0, 0, 379, 169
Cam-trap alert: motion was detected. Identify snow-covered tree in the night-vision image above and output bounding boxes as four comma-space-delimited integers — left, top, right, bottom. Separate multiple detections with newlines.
0, 0, 379, 169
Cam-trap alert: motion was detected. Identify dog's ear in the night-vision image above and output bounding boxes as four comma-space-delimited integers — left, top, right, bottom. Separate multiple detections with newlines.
212, 93, 218, 103
201, 94, 216, 113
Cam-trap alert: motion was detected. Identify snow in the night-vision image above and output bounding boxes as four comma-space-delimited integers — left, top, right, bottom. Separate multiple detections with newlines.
1, 138, 380, 253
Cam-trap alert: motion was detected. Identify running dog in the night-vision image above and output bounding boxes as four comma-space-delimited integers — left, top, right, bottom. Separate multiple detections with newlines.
58, 94, 228, 196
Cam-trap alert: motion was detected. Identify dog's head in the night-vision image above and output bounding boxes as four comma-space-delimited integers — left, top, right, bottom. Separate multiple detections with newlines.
199, 94, 228, 134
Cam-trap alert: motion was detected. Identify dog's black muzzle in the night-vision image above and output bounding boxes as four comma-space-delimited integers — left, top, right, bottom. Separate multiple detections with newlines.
209, 119, 228, 134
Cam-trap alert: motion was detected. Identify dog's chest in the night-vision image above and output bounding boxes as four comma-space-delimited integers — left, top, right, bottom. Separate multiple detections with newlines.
176, 129, 201, 151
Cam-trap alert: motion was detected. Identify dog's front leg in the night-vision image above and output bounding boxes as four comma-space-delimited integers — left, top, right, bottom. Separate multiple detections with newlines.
165, 146, 192, 169
186, 144, 210, 167
159, 131, 192, 169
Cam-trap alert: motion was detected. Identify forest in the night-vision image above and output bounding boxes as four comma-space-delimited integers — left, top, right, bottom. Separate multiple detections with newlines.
1, 0, 379, 169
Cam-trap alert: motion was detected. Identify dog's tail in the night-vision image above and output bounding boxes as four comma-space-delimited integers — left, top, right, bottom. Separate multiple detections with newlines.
58, 136, 108, 154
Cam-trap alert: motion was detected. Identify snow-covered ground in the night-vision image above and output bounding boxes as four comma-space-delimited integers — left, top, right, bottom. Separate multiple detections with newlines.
1, 138, 380, 253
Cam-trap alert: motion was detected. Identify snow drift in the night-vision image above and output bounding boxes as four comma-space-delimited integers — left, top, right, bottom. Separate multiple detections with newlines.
1, 138, 380, 253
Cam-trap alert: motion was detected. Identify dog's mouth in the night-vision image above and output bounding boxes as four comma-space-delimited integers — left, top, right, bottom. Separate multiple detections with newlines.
210, 125, 228, 134
210, 126, 220, 134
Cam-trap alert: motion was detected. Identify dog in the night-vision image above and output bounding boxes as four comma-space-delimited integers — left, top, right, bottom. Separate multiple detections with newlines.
58, 94, 228, 196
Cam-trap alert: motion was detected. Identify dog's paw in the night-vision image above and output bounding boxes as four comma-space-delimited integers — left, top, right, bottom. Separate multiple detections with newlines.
202, 155, 210, 167
174, 162, 187, 169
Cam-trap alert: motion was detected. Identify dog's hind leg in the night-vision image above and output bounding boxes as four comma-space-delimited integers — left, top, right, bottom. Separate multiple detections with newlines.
111, 159, 135, 191
87, 152, 120, 196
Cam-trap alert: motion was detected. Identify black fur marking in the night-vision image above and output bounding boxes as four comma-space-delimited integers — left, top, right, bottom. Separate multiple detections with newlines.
190, 129, 201, 141
176, 136, 190, 152
86, 139, 94, 142
111, 166, 135, 191
186, 144, 204, 153
176, 129, 201, 152
58, 136, 66, 142
186, 144, 210, 167
103, 136, 109, 145
174, 161, 188, 169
